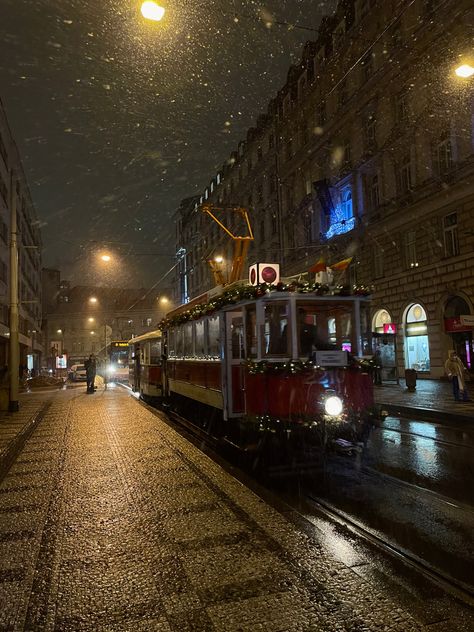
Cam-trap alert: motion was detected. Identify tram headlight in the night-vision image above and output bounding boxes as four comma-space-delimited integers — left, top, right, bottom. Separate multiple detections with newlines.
107, 364, 116, 375
324, 396, 343, 417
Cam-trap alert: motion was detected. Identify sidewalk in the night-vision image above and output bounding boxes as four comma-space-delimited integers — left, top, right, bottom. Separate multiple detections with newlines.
1, 386, 469, 630
374, 378, 474, 422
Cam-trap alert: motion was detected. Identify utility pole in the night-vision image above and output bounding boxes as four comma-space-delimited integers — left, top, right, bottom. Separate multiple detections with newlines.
8, 169, 19, 412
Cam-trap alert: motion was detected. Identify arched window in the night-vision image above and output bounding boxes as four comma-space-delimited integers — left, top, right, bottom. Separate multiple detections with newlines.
405, 303, 430, 371
372, 309, 392, 333
341, 189, 353, 220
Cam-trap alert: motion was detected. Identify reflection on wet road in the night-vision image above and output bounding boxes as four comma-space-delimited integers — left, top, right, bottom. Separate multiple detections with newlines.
366, 416, 474, 505
271, 415, 474, 591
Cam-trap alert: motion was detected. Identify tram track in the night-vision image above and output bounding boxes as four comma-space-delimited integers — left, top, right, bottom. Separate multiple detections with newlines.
303, 492, 474, 606
378, 422, 474, 451
131, 389, 474, 608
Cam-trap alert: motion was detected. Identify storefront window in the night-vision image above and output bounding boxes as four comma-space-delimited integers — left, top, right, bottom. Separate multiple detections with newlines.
443, 296, 472, 369
405, 304, 430, 371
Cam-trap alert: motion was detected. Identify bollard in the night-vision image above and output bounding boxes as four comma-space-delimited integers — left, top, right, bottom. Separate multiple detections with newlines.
404, 368, 417, 392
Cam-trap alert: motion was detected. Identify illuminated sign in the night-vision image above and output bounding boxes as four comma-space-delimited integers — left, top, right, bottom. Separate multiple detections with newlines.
56, 354, 67, 369
406, 322, 428, 337
383, 323, 397, 334
111, 341, 129, 348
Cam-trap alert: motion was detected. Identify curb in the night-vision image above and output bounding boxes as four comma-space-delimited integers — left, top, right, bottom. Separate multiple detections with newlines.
379, 403, 474, 423
0, 401, 53, 482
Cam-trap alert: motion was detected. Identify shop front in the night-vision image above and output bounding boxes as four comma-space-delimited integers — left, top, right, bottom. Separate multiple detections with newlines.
372, 309, 398, 382
404, 304, 430, 372
443, 296, 473, 369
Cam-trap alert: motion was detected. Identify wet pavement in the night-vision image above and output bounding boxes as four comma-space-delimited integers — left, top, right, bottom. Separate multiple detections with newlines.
271, 413, 474, 594
0, 386, 472, 631
374, 379, 474, 421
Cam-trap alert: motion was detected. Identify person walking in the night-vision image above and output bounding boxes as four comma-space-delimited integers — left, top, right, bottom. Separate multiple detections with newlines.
445, 350, 470, 401
85, 354, 97, 394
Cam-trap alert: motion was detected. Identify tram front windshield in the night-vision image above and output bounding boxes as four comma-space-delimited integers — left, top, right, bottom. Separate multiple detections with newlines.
297, 303, 354, 357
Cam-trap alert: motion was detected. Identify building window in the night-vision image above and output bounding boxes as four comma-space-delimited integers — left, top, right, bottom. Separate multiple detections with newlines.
272, 214, 278, 233
341, 188, 353, 220
303, 213, 311, 244
368, 174, 380, 210
339, 80, 348, 107
361, 53, 373, 81
343, 138, 351, 165
364, 113, 377, 148
405, 304, 430, 372
404, 230, 418, 268
373, 246, 384, 279
0, 260, 6, 283
316, 101, 326, 127
397, 153, 413, 193
443, 212, 459, 257
435, 133, 453, 175
260, 218, 265, 242
395, 92, 409, 123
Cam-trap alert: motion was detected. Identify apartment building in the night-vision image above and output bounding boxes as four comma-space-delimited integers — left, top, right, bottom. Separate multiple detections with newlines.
175, 0, 474, 379
0, 97, 43, 372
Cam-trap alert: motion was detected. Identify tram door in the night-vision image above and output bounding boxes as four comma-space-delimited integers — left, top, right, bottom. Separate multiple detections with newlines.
225, 312, 246, 417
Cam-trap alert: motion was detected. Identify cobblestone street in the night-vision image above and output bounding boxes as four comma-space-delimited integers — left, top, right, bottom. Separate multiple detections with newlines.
0, 387, 470, 631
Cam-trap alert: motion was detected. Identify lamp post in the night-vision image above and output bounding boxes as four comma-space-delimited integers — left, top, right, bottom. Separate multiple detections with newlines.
8, 169, 19, 412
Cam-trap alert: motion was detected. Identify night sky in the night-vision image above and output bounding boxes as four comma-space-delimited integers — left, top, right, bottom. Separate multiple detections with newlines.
0, 0, 336, 289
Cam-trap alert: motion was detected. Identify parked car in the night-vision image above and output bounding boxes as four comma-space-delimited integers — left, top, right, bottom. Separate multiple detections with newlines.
69, 364, 87, 382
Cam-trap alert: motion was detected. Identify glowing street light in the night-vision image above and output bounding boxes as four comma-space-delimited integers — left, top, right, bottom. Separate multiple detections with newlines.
57, 329, 63, 334
159, 296, 169, 306
101, 254, 112, 262
141, 1, 165, 22
455, 64, 474, 78
89, 296, 98, 304
214, 255, 224, 264
88, 317, 95, 323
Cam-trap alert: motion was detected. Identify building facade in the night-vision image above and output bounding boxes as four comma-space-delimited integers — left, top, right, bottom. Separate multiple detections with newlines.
0, 97, 43, 373
175, 0, 474, 380
43, 282, 170, 369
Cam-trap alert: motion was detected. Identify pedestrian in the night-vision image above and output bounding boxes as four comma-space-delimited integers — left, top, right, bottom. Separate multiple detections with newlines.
444, 350, 470, 402
85, 354, 97, 394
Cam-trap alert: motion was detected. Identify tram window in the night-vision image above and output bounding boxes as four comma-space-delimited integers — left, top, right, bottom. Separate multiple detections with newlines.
207, 315, 220, 359
246, 306, 257, 358
176, 327, 184, 357
231, 316, 245, 360
168, 330, 176, 358
150, 341, 161, 364
195, 320, 205, 357
183, 323, 193, 357
264, 302, 289, 356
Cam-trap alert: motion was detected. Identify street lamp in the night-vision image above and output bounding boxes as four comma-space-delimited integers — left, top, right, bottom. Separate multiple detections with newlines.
89, 296, 98, 304
455, 64, 474, 78
100, 254, 112, 262
141, 1, 165, 22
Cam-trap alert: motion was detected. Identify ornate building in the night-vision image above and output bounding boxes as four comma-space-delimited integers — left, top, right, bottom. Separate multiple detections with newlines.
175, 0, 474, 379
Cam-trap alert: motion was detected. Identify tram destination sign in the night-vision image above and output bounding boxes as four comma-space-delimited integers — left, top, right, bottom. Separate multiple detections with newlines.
315, 350, 348, 366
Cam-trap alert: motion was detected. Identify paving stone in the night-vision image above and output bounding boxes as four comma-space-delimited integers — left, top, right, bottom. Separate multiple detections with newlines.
0, 387, 451, 630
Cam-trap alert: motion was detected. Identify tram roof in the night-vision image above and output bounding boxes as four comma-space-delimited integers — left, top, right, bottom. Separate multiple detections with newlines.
128, 329, 162, 345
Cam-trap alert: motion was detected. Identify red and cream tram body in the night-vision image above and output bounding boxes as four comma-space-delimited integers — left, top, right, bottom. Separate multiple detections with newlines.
131, 281, 377, 446
128, 330, 163, 400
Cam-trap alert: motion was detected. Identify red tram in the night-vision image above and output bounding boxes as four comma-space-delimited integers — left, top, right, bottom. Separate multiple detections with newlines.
129, 280, 378, 449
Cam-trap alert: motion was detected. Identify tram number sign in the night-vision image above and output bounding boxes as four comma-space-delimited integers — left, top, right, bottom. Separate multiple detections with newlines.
315, 350, 348, 367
